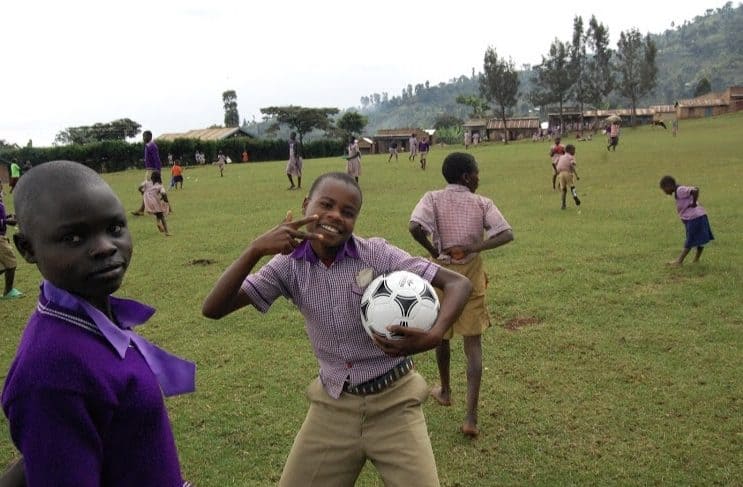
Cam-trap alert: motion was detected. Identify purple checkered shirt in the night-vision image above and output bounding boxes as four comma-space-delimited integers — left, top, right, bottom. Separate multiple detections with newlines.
241, 235, 439, 399
144, 141, 162, 171
410, 184, 511, 264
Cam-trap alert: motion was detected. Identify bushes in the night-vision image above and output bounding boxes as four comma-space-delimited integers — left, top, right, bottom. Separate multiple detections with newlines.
0, 136, 346, 173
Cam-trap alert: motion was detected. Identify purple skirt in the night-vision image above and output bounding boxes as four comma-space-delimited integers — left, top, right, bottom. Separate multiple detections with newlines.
683, 214, 714, 248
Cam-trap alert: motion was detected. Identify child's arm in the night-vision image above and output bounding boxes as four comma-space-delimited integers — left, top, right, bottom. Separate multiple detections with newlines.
374, 266, 472, 356
202, 212, 321, 319
408, 222, 438, 259
690, 187, 699, 207
454, 228, 514, 257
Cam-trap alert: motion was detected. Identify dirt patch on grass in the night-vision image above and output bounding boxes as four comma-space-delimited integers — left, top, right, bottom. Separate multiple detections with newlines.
503, 316, 541, 331
189, 258, 216, 266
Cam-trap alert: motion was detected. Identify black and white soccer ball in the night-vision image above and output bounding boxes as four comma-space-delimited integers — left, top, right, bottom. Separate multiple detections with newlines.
360, 271, 440, 340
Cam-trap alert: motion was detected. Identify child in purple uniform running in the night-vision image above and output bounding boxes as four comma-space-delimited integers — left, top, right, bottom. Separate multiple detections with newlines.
659, 175, 714, 265
2, 160, 195, 486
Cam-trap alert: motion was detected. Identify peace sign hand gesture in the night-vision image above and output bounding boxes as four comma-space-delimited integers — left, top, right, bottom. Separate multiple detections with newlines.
253, 211, 323, 256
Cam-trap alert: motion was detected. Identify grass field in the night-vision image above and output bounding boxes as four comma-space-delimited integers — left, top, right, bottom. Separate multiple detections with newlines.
1, 113, 741, 486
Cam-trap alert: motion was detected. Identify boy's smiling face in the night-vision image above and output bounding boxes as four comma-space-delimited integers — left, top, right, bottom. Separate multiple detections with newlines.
302, 177, 361, 258
16, 182, 132, 308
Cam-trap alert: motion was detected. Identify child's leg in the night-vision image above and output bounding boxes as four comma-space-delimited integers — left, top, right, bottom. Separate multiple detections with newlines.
462, 335, 483, 436
431, 339, 452, 406
2, 268, 14, 295
669, 247, 691, 265
571, 186, 581, 206
693, 246, 704, 262
287, 174, 295, 189
297, 176, 302, 189
552, 168, 557, 189
159, 215, 170, 236
561, 188, 567, 209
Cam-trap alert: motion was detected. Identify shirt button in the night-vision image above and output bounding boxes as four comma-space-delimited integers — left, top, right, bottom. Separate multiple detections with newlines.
346, 362, 353, 369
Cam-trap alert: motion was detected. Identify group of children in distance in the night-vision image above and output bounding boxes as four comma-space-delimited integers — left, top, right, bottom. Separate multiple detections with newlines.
0, 132, 714, 483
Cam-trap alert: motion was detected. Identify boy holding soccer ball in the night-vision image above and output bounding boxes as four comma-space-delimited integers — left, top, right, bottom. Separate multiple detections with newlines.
203, 172, 471, 486
409, 152, 513, 438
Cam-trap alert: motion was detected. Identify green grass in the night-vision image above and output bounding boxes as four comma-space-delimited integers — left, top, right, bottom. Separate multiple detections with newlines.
1, 113, 742, 486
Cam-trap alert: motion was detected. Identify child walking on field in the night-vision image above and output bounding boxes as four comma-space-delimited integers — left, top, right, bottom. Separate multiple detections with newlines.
409, 152, 514, 438
202, 172, 472, 486
139, 170, 171, 236
659, 175, 714, 265
2, 160, 195, 486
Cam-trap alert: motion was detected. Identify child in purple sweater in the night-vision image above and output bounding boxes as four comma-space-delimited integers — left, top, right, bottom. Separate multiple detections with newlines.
2, 160, 195, 486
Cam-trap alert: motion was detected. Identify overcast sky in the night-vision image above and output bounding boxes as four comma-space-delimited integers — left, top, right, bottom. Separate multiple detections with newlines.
1, 0, 730, 146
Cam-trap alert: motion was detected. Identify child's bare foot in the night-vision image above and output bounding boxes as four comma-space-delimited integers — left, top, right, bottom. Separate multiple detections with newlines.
430, 386, 451, 406
666, 260, 682, 266
461, 422, 480, 438
164, 232, 171, 237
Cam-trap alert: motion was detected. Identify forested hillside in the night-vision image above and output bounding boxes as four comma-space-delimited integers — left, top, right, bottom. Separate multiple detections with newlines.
357, 2, 742, 134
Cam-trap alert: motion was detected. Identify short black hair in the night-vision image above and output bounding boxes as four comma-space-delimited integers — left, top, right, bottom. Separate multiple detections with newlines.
308, 172, 362, 205
442, 152, 478, 184
659, 175, 676, 188
143, 130, 152, 138
13, 161, 106, 231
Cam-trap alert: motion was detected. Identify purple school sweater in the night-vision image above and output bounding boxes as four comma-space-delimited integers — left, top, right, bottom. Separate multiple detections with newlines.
2, 282, 188, 486
144, 141, 162, 171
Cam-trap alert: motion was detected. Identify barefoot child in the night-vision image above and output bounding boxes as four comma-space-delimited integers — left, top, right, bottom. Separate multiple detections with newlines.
203, 172, 472, 486
659, 175, 714, 265
549, 136, 565, 190
409, 152, 514, 438
555, 144, 581, 210
286, 132, 303, 190
2, 160, 195, 486
139, 170, 172, 236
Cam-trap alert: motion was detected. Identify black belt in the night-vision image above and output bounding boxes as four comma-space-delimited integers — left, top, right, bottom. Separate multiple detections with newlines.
343, 357, 414, 395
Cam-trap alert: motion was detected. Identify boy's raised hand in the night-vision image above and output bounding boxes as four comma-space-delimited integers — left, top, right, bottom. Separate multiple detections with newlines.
252, 211, 322, 256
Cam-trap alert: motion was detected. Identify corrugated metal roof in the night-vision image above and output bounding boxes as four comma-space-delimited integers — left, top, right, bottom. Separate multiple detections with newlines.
677, 98, 727, 107
486, 118, 540, 130
157, 127, 251, 141
375, 128, 427, 137
463, 119, 488, 127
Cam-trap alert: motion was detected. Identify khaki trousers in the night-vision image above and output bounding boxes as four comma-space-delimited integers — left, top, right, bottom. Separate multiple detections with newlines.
279, 371, 439, 487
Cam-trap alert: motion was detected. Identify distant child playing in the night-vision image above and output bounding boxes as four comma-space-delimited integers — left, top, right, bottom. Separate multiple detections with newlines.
170, 159, 184, 189
139, 170, 172, 236
346, 136, 361, 183
215, 151, 226, 177
409, 152, 513, 438
555, 144, 581, 210
549, 136, 565, 190
132, 130, 162, 216
202, 172, 472, 486
286, 132, 303, 190
2, 160, 195, 486
0, 192, 22, 299
418, 137, 430, 170
659, 175, 714, 265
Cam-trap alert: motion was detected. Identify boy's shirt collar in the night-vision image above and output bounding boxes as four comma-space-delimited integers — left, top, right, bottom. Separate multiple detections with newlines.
39, 280, 195, 397
290, 236, 360, 265
445, 183, 470, 192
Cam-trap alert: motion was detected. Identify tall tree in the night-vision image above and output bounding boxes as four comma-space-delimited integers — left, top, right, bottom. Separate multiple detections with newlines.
259, 106, 339, 144
693, 77, 712, 97
54, 118, 141, 145
569, 16, 588, 129
222, 90, 240, 127
585, 16, 614, 109
615, 29, 658, 124
531, 39, 575, 134
479, 46, 519, 144
455, 95, 490, 118
337, 111, 368, 139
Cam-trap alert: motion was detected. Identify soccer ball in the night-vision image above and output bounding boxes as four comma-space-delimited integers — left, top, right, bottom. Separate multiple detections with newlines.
360, 271, 440, 340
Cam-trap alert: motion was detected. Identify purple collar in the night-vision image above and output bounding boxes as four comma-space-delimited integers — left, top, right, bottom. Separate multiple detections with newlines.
39, 280, 195, 397
290, 235, 360, 265
41, 280, 154, 360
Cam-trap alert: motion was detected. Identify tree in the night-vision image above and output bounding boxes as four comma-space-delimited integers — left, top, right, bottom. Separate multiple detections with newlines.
259, 106, 339, 144
222, 90, 240, 127
531, 39, 575, 134
337, 111, 368, 139
615, 29, 658, 125
569, 16, 588, 129
54, 119, 141, 145
433, 114, 464, 130
693, 77, 712, 97
479, 46, 519, 144
455, 95, 490, 118
585, 16, 614, 109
